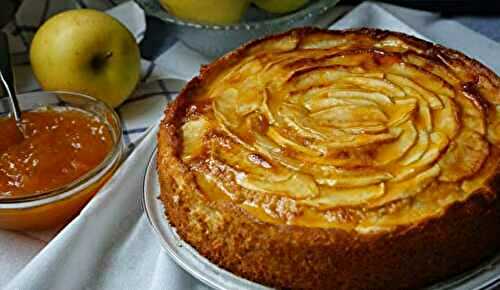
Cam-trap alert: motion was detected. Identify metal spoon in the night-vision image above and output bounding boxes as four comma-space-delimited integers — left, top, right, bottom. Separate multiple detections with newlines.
0, 31, 24, 133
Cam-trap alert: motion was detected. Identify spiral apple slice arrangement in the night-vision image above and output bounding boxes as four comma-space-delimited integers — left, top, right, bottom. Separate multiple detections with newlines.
179, 29, 500, 230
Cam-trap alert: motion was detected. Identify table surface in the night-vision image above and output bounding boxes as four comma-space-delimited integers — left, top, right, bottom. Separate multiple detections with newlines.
140, 12, 500, 61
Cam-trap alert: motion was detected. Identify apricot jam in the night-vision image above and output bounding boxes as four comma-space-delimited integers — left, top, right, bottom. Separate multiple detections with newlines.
0, 109, 113, 198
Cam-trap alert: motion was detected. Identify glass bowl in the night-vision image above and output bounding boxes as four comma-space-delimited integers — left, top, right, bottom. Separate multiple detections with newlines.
0, 91, 123, 230
135, 0, 341, 58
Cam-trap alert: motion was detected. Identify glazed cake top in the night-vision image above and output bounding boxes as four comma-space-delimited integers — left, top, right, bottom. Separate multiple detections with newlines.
172, 28, 500, 232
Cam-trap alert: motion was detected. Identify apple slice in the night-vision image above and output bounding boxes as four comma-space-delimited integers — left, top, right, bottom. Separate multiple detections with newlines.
417, 99, 433, 131
253, 132, 366, 171
375, 121, 418, 165
369, 164, 441, 208
267, 127, 323, 156
180, 117, 211, 162
438, 129, 489, 182
279, 101, 384, 142
213, 86, 265, 129
252, 33, 301, 54
302, 89, 392, 112
387, 98, 417, 127
297, 34, 350, 50
328, 90, 393, 105
320, 50, 376, 67
461, 147, 500, 193
385, 80, 433, 131
213, 88, 240, 129
254, 133, 304, 171
278, 102, 332, 140
299, 183, 386, 209
310, 105, 388, 127
340, 76, 406, 97
211, 136, 291, 179
388, 63, 455, 99
399, 129, 430, 165
289, 68, 353, 91
282, 114, 329, 141
315, 171, 393, 187
386, 74, 443, 109
321, 128, 402, 150
393, 132, 448, 181
432, 96, 460, 140
374, 36, 422, 53
261, 88, 277, 125
403, 53, 461, 86
488, 114, 500, 146
235, 171, 319, 199
455, 90, 486, 135
304, 96, 378, 112
339, 124, 388, 134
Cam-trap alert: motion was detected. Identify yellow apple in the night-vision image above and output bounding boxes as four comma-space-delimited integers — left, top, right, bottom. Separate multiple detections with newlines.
253, 0, 310, 14
30, 9, 140, 108
159, 0, 250, 25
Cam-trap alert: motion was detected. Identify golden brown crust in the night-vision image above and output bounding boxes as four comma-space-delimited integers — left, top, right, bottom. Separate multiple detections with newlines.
157, 28, 500, 289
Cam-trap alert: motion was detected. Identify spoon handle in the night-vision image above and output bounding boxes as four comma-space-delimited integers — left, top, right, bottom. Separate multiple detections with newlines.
0, 31, 21, 122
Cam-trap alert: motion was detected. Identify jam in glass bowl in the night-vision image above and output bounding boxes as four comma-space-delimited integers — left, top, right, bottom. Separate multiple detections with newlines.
0, 91, 122, 230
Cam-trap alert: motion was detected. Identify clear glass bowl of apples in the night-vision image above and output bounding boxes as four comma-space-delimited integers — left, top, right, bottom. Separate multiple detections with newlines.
135, 0, 340, 58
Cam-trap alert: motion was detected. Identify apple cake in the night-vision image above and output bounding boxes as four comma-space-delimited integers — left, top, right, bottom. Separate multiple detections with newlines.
157, 28, 500, 290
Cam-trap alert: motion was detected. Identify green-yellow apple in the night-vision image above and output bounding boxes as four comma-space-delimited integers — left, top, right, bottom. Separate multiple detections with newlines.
30, 9, 140, 108
253, 0, 309, 14
160, 0, 250, 25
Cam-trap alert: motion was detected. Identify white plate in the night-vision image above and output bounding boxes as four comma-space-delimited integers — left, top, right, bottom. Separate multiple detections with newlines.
143, 149, 500, 290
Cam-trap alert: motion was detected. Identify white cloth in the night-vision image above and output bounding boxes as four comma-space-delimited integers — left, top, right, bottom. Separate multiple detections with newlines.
3, 1, 500, 290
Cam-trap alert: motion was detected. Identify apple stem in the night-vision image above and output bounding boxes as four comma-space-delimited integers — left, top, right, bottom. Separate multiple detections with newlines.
90, 51, 113, 71
104, 51, 113, 60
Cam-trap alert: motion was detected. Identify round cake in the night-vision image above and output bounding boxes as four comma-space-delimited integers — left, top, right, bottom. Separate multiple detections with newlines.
157, 28, 500, 290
